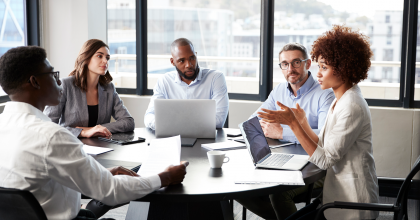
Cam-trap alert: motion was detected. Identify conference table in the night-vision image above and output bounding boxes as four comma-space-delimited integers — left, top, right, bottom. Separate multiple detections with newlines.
80, 128, 326, 220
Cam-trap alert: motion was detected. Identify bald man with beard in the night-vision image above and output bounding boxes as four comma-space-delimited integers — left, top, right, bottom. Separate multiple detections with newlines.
144, 38, 229, 130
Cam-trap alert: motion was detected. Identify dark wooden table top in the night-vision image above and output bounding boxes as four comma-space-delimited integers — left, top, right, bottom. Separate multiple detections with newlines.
80, 128, 326, 202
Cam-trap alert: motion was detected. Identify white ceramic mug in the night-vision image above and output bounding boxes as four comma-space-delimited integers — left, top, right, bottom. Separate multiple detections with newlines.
207, 151, 230, 168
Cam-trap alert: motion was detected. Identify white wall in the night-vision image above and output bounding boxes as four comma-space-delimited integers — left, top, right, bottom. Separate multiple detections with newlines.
40, 0, 107, 76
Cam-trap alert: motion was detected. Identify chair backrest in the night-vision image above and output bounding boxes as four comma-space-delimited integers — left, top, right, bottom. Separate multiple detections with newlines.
0, 187, 47, 220
394, 155, 420, 214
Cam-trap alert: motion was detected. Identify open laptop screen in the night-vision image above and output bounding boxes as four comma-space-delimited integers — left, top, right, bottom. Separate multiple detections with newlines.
242, 117, 271, 164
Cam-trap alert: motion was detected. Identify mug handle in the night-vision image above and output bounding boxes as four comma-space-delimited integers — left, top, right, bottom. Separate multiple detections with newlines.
223, 156, 230, 163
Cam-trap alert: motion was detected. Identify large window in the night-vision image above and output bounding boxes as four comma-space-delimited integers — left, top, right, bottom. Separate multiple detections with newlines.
107, 0, 137, 89
0, 0, 27, 97
273, 0, 404, 100
107, 0, 262, 95
103, 0, 420, 108
146, 0, 261, 94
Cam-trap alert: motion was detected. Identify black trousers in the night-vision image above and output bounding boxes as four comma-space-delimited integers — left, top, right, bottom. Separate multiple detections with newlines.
284, 198, 325, 220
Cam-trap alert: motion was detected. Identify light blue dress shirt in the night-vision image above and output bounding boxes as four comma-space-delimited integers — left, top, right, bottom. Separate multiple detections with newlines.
250, 72, 335, 143
144, 68, 229, 130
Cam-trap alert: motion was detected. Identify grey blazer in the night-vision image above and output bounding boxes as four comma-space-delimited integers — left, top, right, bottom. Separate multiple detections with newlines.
44, 76, 135, 137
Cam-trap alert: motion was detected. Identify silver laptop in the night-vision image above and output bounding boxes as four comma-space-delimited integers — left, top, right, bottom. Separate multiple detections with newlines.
154, 99, 216, 138
239, 117, 309, 170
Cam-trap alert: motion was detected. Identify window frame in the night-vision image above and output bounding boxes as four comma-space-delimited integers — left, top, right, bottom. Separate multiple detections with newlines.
3, 0, 418, 108
0, 0, 40, 103
130, 0, 270, 100
125, 0, 419, 107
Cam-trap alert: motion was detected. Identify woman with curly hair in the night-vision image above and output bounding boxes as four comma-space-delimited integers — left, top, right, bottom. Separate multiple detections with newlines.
44, 39, 134, 138
258, 25, 379, 220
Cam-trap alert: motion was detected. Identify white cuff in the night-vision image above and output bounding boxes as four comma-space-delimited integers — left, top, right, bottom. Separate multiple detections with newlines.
147, 174, 162, 190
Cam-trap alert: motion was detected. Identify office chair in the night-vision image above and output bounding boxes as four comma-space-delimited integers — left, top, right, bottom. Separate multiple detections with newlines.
224, 113, 229, 128
292, 183, 322, 205
240, 183, 322, 220
0, 187, 47, 220
315, 155, 420, 220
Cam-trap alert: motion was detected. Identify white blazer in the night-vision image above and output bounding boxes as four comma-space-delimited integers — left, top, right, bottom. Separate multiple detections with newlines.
309, 85, 379, 220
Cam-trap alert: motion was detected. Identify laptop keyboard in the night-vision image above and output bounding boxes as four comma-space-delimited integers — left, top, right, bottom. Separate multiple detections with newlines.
260, 154, 294, 167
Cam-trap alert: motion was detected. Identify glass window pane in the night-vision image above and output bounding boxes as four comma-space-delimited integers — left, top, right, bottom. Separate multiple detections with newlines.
273, 0, 404, 100
147, 0, 261, 94
107, 0, 136, 89
414, 4, 420, 100
0, 0, 27, 96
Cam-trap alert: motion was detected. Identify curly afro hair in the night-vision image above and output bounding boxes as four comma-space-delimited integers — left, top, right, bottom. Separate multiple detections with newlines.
311, 25, 373, 84
0, 46, 47, 95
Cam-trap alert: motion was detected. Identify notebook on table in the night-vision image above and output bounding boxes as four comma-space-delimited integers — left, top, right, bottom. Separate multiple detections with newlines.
239, 117, 309, 171
201, 141, 246, 151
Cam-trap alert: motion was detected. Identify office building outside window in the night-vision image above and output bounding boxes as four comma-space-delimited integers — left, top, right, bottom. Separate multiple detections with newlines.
272, 0, 403, 100
146, 0, 261, 94
107, 0, 261, 94
0, 0, 27, 97
414, 5, 420, 100
385, 14, 390, 23
107, 0, 136, 89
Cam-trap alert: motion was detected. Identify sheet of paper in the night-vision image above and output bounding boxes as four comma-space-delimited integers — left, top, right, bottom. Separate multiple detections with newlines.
138, 135, 181, 177
234, 169, 305, 185
82, 145, 113, 155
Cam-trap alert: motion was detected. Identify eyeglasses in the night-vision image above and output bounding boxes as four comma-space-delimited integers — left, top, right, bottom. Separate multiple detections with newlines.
278, 59, 309, 70
27, 71, 60, 83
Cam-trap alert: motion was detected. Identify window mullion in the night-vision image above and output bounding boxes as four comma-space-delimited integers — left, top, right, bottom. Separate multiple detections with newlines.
259, 0, 274, 102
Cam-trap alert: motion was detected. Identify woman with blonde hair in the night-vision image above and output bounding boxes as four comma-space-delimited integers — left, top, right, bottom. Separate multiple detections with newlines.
45, 39, 134, 137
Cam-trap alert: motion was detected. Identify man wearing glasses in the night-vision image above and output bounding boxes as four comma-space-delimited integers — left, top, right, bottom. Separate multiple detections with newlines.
238, 43, 334, 220
0, 46, 188, 220
250, 42, 334, 144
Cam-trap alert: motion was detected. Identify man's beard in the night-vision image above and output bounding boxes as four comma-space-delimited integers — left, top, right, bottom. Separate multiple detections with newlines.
287, 70, 306, 85
176, 65, 199, 81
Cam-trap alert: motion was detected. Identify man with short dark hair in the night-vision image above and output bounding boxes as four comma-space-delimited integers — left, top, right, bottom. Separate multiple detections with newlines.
144, 38, 229, 129
238, 43, 334, 220
0, 46, 188, 220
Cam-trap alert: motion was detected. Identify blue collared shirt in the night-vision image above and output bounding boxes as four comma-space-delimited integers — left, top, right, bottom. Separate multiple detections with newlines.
144, 68, 229, 130
250, 72, 335, 143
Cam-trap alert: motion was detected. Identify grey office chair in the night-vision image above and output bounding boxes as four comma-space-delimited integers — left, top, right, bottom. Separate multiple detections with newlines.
315, 155, 420, 220
0, 187, 47, 220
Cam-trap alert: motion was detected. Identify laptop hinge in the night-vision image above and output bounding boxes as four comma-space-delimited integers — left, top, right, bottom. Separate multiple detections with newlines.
257, 153, 271, 164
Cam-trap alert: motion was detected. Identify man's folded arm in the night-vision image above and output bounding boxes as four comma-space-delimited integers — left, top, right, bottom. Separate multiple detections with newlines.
282, 127, 321, 144
249, 89, 278, 119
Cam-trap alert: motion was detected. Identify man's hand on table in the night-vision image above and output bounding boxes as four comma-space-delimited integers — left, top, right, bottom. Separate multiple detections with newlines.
158, 161, 189, 187
260, 120, 283, 139
107, 166, 139, 177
